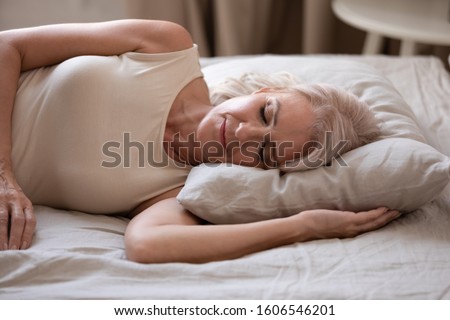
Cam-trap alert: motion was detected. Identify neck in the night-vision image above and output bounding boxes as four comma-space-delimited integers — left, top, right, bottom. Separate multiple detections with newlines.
164, 79, 212, 166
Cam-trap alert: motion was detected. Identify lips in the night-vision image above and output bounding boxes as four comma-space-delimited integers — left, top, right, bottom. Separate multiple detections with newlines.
220, 118, 227, 148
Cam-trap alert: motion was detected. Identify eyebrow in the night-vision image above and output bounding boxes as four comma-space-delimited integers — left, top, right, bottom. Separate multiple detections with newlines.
270, 97, 280, 127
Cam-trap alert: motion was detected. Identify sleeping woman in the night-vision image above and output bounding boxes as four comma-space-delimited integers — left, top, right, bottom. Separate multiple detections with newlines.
0, 20, 400, 263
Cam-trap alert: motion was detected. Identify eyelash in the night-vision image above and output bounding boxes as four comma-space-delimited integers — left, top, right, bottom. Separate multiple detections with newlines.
259, 95, 277, 162
260, 103, 271, 161
259, 106, 267, 124
258, 105, 267, 161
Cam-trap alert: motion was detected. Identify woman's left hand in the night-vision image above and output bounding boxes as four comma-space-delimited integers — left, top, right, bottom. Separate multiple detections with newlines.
0, 165, 35, 250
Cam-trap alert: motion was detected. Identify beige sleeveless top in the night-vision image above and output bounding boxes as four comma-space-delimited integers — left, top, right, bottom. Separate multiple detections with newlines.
12, 46, 203, 214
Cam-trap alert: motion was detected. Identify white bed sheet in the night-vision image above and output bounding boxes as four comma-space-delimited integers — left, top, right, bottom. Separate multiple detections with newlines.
1, 55, 449, 299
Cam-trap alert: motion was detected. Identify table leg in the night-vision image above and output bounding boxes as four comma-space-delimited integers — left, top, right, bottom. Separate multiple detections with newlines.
363, 32, 383, 55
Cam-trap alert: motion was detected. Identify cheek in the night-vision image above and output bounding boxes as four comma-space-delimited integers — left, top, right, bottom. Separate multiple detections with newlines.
228, 141, 261, 167
275, 138, 308, 164
196, 114, 219, 142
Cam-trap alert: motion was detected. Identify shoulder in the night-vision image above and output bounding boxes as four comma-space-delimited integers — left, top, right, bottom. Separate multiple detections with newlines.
136, 20, 194, 54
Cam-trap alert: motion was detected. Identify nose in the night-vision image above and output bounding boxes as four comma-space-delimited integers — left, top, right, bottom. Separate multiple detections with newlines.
235, 122, 267, 143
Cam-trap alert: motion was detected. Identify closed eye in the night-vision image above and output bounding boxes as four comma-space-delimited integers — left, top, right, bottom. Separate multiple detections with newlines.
260, 97, 278, 127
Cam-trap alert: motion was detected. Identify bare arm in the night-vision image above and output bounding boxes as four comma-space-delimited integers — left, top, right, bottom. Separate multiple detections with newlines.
125, 198, 400, 264
0, 19, 193, 250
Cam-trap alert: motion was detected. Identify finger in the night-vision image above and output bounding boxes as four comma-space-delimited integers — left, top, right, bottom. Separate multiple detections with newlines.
378, 209, 401, 227
0, 205, 8, 250
354, 207, 389, 225
8, 204, 25, 250
20, 206, 36, 250
359, 209, 400, 233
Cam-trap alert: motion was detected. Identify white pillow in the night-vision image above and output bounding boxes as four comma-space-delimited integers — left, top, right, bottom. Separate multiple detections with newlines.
178, 138, 450, 224
176, 57, 450, 223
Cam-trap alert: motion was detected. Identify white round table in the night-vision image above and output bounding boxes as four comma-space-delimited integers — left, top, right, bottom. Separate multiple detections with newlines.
332, 0, 450, 55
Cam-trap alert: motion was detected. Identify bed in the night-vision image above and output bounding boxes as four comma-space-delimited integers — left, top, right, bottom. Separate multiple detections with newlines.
1, 54, 449, 299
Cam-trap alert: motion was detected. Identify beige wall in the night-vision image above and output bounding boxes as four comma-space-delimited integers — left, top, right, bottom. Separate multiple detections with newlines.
0, 0, 365, 56
0, 0, 447, 63
0, 0, 126, 29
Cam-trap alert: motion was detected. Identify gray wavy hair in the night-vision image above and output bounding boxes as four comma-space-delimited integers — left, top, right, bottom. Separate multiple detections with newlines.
210, 72, 381, 171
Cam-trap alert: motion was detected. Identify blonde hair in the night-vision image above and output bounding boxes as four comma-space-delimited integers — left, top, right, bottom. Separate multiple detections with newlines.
210, 72, 381, 171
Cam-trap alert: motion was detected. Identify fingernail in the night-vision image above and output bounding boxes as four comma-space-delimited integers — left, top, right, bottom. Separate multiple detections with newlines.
21, 241, 28, 250
10, 245, 18, 250
2, 243, 7, 250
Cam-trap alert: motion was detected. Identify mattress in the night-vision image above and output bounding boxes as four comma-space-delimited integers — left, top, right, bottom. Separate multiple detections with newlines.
1, 55, 449, 299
